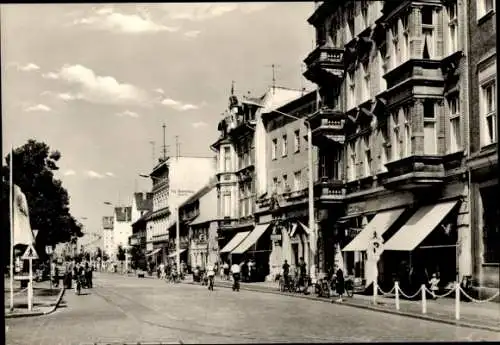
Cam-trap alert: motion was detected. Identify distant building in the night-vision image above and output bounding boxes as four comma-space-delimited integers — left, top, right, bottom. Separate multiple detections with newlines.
102, 216, 114, 259
130, 192, 154, 264
113, 206, 132, 258
145, 156, 216, 265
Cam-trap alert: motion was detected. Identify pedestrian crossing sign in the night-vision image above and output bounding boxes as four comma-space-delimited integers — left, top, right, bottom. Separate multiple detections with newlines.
21, 244, 39, 260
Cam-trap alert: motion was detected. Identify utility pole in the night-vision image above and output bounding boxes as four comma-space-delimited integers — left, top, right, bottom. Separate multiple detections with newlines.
231, 80, 235, 96
162, 123, 167, 161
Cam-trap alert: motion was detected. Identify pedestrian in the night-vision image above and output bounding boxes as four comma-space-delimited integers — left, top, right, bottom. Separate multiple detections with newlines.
159, 262, 166, 280
334, 268, 345, 302
282, 260, 290, 288
231, 262, 241, 291
206, 263, 215, 291
298, 257, 307, 291
85, 262, 93, 288
429, 273, 440, 299
241, 260, 249, 282
223, 261, 230, 281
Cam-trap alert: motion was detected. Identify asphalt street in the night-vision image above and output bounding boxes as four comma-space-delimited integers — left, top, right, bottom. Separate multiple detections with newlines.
6, 272, 500, 344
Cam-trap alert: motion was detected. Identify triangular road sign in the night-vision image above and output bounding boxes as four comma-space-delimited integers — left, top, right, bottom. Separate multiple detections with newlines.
21, 244, 39, 260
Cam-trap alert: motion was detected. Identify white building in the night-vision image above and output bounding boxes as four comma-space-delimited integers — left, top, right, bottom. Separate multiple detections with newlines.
113, 206, 132, 257
145, 156, 216, 264
102, 216, 114, 259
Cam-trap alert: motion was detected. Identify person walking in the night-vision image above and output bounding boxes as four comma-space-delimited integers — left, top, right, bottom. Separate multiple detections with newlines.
334, 268, 345, 302
223, 261, 230, 281
206, 263, 215, 291
85, 262, 93, 288
231, 262, 241, 292
429, 273, 440, 299
282, 260, 290, 288
298, 257, 307, 291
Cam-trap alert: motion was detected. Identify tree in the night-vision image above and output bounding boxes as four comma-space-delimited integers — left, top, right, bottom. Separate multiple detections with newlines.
130, 245, 146, 270
117, 245, 126, 261
95, 247, 103, 259
1, 140, 83, 263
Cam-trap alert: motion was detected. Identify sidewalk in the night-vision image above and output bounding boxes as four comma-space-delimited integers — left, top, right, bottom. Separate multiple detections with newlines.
183, 277, 500, 332
4, 279, 65, 318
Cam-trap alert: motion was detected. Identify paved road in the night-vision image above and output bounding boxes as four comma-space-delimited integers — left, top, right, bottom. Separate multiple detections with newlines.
6, 273, 500, 344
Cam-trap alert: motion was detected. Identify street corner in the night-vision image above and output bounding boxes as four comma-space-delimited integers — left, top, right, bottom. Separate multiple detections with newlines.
4, 286, 65, 319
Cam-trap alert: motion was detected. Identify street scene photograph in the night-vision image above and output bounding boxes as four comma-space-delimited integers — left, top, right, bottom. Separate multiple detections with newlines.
2, 1, 499, 344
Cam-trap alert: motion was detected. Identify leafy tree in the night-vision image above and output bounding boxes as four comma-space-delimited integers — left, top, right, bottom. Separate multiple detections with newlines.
1, 140, 83, 263
130, 245, 146, 270
117, 245, 126, 261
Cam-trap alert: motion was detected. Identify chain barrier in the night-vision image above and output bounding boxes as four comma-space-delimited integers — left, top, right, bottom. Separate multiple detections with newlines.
377, 284, 396, 296
423, 286, 456, 299
459, 287, 500, 303
396, 285, 423, 299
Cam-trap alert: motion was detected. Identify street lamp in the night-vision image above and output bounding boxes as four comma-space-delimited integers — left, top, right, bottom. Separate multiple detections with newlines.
270, 108, 318, 280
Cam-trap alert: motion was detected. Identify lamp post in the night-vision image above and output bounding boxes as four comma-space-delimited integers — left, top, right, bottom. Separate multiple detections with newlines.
270, 108, 317, 280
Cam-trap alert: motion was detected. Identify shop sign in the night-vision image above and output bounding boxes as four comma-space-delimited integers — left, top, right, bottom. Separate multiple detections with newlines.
270, 234, 282, 242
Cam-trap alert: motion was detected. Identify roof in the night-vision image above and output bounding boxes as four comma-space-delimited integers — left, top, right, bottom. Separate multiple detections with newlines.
134, 192, 153, 211
115, 206, 132, 222
179, 176, 217, 208
132, 210, 153, 228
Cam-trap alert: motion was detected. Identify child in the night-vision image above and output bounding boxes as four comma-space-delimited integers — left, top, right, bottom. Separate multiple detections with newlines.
429, 273, 440, 299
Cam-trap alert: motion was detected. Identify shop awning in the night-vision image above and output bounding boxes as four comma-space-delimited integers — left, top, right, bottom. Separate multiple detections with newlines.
231, 224, 271, 255
298, 221, 312, 235
168, 249, 186, 258
220, 231, 251, 253
384, 200, 458, 251
342, 208, 405, 252
146, 248, 162, 257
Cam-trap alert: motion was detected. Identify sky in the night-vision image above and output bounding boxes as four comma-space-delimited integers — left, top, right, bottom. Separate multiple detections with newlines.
1, 3, 316, 244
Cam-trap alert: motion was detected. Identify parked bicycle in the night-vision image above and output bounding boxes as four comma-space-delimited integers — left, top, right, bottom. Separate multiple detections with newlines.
315, 275, 354, 298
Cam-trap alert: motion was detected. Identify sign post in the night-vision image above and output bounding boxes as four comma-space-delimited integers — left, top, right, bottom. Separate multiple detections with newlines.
46, 246, 53, 289
22, 244, 39, 311
368, 231, 383, 305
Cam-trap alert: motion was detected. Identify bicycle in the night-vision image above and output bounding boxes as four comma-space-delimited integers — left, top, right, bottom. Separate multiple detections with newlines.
278, 274, 295, 293
344, 277, 354, 297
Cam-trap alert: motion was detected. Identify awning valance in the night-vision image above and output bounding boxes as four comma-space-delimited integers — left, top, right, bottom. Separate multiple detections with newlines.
146, 248, 162, 257
220, 231, 251, 253
168, 249, 187, 258
298, 221, 312, 236
342, 208, 405, 252
384, 201, 458, 251
289, 223, 298, 238
231, 224, 271, 255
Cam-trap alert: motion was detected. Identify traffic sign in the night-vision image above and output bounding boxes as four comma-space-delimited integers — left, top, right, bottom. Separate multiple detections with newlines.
21, 244, 39, 260
368, 231, 384, 260
45, 246, 53, 255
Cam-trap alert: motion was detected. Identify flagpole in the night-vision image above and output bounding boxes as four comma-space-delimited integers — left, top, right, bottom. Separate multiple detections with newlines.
9, 147, 14, 311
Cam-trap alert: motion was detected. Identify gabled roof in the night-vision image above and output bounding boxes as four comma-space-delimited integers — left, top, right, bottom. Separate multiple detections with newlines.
179, 176, 217, 208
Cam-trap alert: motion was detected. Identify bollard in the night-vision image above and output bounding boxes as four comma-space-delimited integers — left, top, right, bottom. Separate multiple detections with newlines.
27, 281, 33, 311
455, 282, 460, 320
421, 284, 427, 314
373, 280, 377, 305
395, 281, 400, 311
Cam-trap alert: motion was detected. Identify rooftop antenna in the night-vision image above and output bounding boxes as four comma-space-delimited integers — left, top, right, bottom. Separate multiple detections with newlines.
265, 64, 280, 94
149, 141, 156, 167
231, 80, 235, 96
175, 135, 180, 161
161, 123, 168, 161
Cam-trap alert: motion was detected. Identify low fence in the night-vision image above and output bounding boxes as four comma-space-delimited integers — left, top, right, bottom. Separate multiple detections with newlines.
373, 281, 500, 320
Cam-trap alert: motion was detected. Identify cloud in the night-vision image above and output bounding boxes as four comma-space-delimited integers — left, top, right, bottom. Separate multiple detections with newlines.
58, 92, 78, 101
73, 7, 179, 34
25, 104, 52, 112
63, 169, 76, 176
184, 30, 201, 38
161, 98, 200, 111
43, 64, 149, 106
105, 172, 115, 177
16, 63, 40, 72
192, 121, 208, 128
116, 110, 139, 118
154, 88, 165, 94
86, 170, 104, 179
162, 3, 269, 21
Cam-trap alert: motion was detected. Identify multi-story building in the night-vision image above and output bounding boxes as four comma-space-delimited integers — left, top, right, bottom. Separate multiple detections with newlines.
255, 90, 321, 279
304, 0, 471, 290
102, 216, 114, 259
145, 156, 216, 266
113, 206, 132, 256
177, 177, 219, 270
466, 0, 498, 298
130, 192, 153, 261
211, 86, 303, 280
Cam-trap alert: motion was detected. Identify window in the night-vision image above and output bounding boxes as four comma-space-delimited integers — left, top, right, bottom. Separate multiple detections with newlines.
293, 171, 302, 191
361, 1, 368, 28
271, 138, 278, 160
272, 177, 278, 193
294, 130, 300, 153
391, 21, 399, 68
348, 141, 356, 181
402, 16, 409, 62
380, 124, 391, 171
333, 148, 341, 180
223, 147, 231, 172
403, 107, 411, 157
447, 3, 458, 54
391, 112, 400, 160
422, 7, 433, 25
223, 193, 231, 218
480, 186, 500, 263
283, 174, 289, 192
362, 61, 370, 102
448, 95, 462, 152
481, 82, 497, 145
348, 17, 355, 41
422, 28, 434, 59
363, 135, 371, 177
303, 135, 309, 150
477, 0, 495, 19
282, 135, 288, 157
423, 100, 437, 154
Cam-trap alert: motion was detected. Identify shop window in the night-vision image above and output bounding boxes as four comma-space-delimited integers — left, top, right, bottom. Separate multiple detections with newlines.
480, 186, 500, 264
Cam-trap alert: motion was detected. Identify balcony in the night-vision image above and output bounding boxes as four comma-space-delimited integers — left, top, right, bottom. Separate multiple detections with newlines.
308, 107, 346, 145
314, 178, 346, 203
381, 153, 463, 190
303, 46, 345, 85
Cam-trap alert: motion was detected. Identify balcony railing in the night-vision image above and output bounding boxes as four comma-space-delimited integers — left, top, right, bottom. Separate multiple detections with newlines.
314, 178, 345, 202
303, 46, 345, 84
308, 107, 346, 145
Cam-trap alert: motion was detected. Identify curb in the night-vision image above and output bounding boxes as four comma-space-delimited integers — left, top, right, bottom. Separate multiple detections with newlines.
5, 287, 65, 319
184, 281, 500, 333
